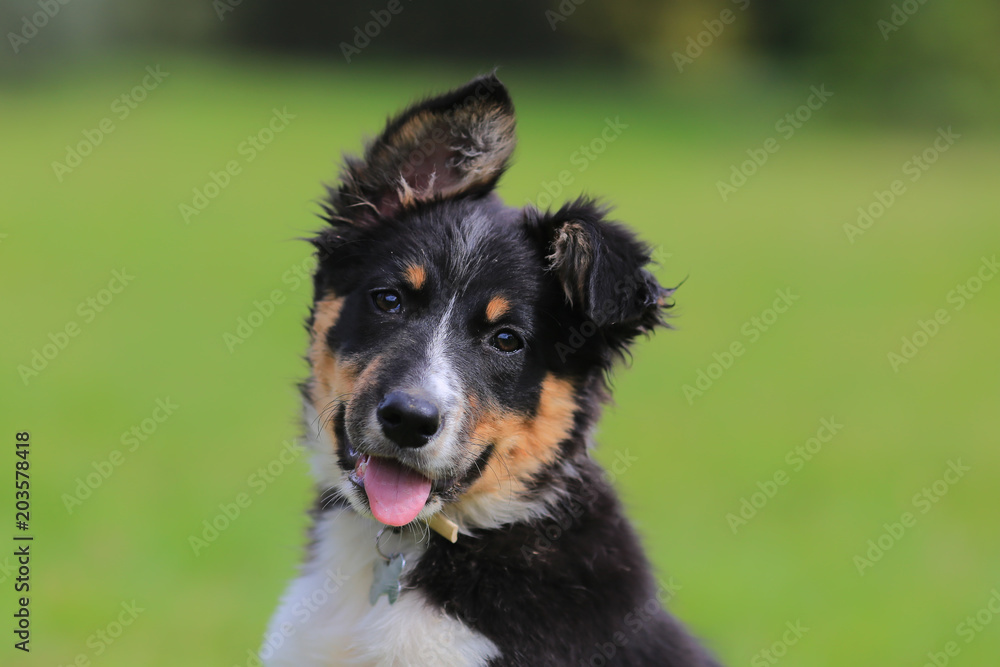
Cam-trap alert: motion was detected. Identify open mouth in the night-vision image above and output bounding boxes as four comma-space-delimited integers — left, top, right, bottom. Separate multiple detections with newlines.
333, 404, 496, 527
351, 454, 433, 527
335, 404, 437, 527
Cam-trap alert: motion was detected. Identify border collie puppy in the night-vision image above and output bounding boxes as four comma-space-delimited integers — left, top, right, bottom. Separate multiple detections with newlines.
265, 74, 721, 667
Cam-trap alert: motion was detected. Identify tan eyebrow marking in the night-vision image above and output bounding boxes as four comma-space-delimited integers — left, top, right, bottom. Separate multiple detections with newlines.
485, 296, 511, 323
403, 264, 427, 290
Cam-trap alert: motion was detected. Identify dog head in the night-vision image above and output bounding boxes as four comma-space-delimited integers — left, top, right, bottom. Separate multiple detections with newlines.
306, 74, 672, 531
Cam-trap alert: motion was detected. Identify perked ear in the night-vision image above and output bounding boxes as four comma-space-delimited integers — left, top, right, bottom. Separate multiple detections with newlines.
531, 199, 673, 343
332, 73, 516, 221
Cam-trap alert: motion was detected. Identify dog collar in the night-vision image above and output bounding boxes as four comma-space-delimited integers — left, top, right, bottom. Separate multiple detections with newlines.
370, 513, 459, 605
428, 513, 459, 543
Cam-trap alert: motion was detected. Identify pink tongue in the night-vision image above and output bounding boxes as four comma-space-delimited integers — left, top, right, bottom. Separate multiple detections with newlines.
362, 456, 432, 527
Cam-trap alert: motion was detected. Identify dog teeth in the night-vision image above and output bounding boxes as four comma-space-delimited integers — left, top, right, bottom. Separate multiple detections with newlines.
356, 454, 370, 478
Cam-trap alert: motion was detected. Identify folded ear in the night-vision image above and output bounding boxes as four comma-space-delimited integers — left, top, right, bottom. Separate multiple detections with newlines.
530, 199, 672, 345
333, 73, 516, 222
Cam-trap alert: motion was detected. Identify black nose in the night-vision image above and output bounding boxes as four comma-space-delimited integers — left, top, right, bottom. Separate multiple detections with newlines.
376, 391, 441, 449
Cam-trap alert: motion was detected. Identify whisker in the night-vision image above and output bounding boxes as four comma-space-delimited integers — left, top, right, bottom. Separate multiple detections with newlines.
314, 393, 354, 432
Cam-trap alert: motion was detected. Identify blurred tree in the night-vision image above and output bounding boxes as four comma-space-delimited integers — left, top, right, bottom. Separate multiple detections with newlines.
3, 0, 996, 120
556, 0, 1000, 120
220, 0, 620, 63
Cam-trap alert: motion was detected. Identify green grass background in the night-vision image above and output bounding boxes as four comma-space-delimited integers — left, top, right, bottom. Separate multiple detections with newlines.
2, 55, 999, 666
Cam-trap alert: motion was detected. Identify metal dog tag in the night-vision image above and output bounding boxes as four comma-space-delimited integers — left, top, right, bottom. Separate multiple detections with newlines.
370, 552, 405, 605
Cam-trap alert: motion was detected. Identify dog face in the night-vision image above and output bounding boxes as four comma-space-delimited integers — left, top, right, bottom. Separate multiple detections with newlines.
306, 75, 670, 530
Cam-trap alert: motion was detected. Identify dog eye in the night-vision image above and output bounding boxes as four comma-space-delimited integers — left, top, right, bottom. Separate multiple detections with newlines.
372, 289, 402, 314
490, 329, 524, 353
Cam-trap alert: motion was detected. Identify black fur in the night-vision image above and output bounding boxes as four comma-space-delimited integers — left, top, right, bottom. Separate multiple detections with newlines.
304, 74, 718, 666
408, 461, 718, 667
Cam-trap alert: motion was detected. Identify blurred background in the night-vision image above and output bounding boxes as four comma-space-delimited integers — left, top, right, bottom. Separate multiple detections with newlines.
2, 1, 999, 665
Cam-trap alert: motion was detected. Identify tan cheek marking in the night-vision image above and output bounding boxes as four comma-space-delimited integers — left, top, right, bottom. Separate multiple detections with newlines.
307, 297, 356, 425
308, 298, 343, 379
463, 375, 577, 500
308, 298, 388, 451
403, 264, 427, 290
311, 357, 357, 421
484, 296, 510, 323
310, 298, 343, 347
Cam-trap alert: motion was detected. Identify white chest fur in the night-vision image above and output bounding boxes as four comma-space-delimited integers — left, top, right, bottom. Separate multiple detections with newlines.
263, 510, 498, 667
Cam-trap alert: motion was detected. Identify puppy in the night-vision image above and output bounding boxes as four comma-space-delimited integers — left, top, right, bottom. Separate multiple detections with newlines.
265, 74, 721, 667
